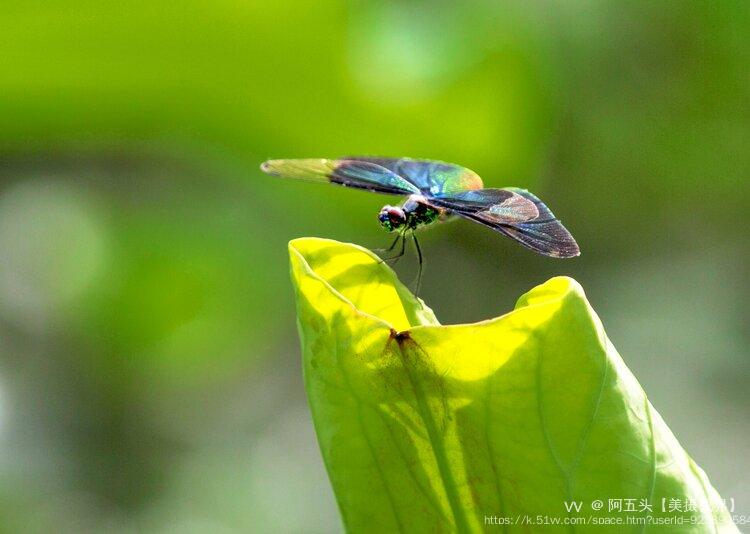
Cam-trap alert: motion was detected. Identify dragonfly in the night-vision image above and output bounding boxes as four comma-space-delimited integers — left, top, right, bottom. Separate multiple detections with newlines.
261, 157, 579, 291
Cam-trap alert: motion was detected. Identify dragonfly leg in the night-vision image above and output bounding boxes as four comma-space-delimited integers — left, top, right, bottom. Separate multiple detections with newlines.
381, 231, 407, 264
375, 233, 402, 260
376, 236, 397, 261
412, 232, 423, 296
384, 233, 402, 252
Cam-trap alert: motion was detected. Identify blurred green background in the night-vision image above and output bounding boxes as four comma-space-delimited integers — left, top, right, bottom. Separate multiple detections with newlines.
0, 1, 747, 532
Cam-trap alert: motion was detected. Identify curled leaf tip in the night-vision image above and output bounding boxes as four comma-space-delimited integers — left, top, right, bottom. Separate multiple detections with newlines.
515, 275, 586, 310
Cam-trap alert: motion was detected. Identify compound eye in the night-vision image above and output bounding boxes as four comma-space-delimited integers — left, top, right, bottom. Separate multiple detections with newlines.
386, 207, 406, 224
378, 206, 391, 223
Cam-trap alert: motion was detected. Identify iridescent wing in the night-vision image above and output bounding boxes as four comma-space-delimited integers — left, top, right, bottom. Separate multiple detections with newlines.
429, 188, 580, 258
260, 159, 420, 195
343, 157, 484, 196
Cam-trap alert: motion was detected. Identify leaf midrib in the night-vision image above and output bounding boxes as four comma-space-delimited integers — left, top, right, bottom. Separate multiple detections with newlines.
397, 336, 472, 534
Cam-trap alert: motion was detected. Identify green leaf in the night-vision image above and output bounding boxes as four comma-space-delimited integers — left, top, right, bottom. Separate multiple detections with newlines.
289, 237, 738, 533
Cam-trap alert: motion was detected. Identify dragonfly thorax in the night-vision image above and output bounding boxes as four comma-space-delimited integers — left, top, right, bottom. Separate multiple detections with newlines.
378, 195, 440, 232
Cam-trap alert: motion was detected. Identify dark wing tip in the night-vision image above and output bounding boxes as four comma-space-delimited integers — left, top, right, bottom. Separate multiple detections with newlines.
548, 237, 581, 258
502, 188, 581, 258
531, 220, 581, 258
489, 216, 581, 258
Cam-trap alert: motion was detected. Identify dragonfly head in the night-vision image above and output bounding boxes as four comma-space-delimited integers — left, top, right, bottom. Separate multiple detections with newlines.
378, 205, 407, 232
